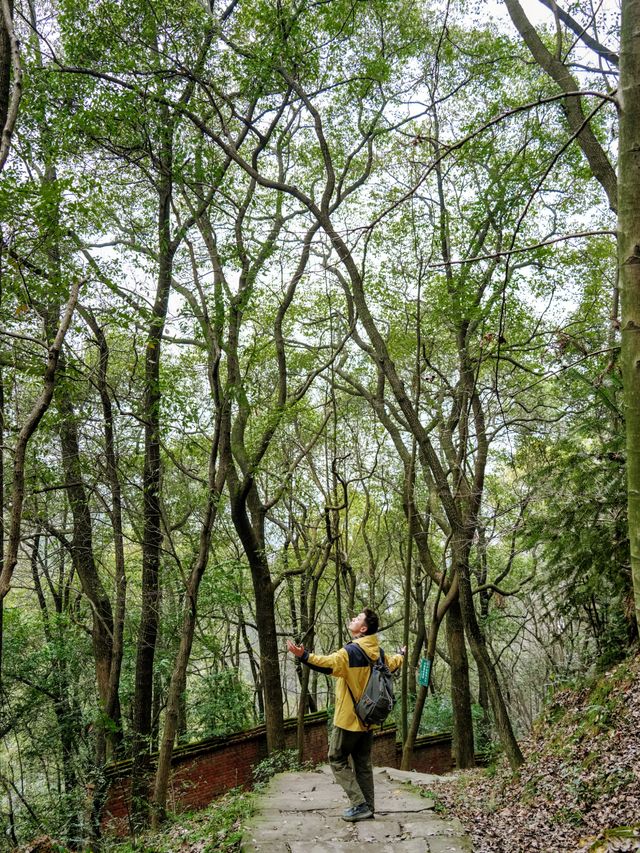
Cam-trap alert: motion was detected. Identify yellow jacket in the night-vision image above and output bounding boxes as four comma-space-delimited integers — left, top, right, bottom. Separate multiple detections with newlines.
301, 634, 404, 732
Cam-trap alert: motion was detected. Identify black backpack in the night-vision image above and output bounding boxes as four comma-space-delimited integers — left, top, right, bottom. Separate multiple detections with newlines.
346, 645, 396, 727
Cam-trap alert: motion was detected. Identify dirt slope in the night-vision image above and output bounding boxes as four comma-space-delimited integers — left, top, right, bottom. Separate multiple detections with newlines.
436, 655, 640, 852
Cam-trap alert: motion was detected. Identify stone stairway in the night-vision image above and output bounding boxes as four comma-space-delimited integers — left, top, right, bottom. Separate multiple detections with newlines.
241, 765, 473, 852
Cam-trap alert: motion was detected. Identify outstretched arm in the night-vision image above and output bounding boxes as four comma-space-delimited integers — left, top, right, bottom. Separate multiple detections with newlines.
286, 638, 349, 677
387, 647, 406, 673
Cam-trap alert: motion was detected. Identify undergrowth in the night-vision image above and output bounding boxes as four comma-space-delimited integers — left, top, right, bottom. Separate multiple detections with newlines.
99, 750, 304, 853
101, 788, 255, 853
434, 653, 640, 852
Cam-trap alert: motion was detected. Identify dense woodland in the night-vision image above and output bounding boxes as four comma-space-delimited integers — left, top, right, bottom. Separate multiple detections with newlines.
0, 0, 639, 848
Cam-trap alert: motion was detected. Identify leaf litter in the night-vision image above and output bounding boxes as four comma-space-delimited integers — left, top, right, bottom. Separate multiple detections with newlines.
434, 655, 640, 853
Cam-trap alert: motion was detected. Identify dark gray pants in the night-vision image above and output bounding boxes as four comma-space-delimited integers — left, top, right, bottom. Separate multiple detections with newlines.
328, 726, 375, 811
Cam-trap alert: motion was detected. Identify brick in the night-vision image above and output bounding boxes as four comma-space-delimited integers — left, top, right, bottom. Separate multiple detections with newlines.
102, 714, 454, 836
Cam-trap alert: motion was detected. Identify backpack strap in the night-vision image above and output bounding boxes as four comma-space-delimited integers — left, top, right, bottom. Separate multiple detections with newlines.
345, 642, 384, 668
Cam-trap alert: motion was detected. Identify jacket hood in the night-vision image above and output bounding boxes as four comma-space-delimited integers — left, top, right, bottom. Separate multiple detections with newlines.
352, 633, 380, 660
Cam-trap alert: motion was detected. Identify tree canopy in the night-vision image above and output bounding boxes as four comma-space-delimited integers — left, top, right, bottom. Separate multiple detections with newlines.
0, 0, 636, 846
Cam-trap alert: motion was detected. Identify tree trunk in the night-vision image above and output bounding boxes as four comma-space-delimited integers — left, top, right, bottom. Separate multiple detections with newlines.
0, 0, 11, 132
0, 280, 80, 601
455, 542, 523, 769
151, 435, 227, 826
401, 447, 416, 743
57, 381, 115, 711
478, 664, 490, 722
253, 567, 286, 752
296, 665, 311, 761
83, 314, 126, 748
0, 0, 21, 173
446, 598, 475, 769
619, 0, 640, 636
294, 562, 324, 756
400, 580, 457, 770
131, 114, 174, 827
502, 0, 617, 212
0, 236, 4, 691
77, 313, 127, 838
409, 614, 426, 696
228, 481, 286, 753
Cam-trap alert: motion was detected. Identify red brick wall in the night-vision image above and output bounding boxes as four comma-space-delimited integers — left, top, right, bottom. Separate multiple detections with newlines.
102, 717, 455, 836
102, 712, 328, 835
396, 733, 454, 775
372, 727, 398, 767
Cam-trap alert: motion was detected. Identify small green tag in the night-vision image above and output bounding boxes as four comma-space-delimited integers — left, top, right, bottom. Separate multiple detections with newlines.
418, 658, 432, 688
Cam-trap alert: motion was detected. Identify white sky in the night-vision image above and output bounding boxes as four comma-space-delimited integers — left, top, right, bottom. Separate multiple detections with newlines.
485, 0, 620, 31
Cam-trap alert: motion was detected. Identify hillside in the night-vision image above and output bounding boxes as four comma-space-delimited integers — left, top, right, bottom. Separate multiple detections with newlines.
436, 655, 640, 852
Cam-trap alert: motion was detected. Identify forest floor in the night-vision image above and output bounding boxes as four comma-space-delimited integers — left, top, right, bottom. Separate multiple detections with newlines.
432, 653, 640, 852
17, 657, 640, 853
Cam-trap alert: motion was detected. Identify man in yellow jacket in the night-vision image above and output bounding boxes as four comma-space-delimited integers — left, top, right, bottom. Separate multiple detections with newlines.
287, 608, 405, 822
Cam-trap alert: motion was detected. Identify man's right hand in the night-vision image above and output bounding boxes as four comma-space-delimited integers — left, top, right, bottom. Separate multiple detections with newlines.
287, 639, 305, 657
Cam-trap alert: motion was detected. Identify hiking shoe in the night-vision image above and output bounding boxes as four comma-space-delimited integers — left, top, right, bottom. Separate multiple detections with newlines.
342, 803, 373, 822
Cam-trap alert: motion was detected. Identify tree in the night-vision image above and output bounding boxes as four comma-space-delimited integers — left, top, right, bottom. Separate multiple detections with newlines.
618, 0, 640, 634
0, 0, 21, 171
1, 1, 635, 843
498, 0, 640, 636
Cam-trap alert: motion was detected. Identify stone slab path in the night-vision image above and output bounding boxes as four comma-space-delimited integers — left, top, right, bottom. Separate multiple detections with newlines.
241, 765, 473, 852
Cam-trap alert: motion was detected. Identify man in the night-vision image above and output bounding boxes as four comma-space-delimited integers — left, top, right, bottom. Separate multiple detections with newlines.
287, 608, 405, 822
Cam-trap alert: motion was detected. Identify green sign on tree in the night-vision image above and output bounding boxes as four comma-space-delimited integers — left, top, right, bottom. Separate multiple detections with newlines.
418, 658, 432, 688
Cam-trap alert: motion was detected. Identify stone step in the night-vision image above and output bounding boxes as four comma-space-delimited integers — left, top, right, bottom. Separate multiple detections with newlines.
241, 766, 472, 852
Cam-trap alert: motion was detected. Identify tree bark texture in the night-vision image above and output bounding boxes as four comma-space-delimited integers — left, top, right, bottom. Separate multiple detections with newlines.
445, 598, 475, 769
619, 0, 640, 635
228, 479, 286, 753
0, 238, 4, 688
57, 380, 115, 710
0, 0, 21, 173
0, 0, 11, 131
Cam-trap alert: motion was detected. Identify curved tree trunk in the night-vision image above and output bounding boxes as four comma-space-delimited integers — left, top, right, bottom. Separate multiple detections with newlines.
0, 280, 80, 601
502, 0, 617, 212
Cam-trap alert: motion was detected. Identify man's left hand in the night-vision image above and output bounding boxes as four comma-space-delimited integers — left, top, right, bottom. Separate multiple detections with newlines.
287, 639, 305, 657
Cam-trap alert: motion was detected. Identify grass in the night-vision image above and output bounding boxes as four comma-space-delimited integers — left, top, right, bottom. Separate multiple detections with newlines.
98, 749, 307, 852
100, 788, 256, 853
405, 783, 448, 815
